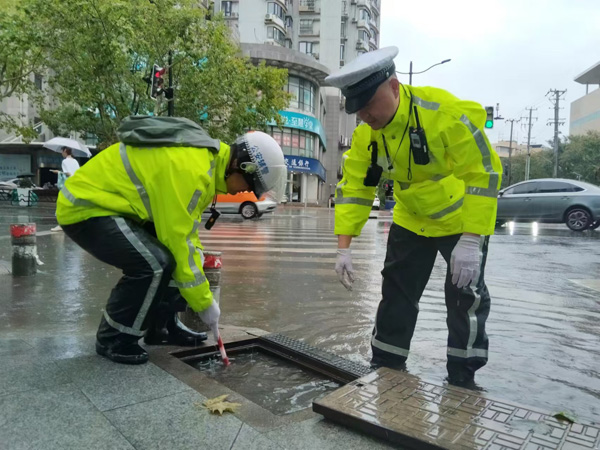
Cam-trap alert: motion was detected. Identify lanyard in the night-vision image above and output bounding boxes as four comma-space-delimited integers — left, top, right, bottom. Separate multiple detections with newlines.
381, 94, 412, 172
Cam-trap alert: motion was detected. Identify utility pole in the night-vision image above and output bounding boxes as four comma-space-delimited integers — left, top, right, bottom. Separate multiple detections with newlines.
167, 50, 175, 117
547, 89, 566, 178
521, 108, 537, 181
505, 119, 520, 185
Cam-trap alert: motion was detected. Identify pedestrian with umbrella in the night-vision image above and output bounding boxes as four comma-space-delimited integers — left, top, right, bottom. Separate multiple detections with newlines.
44, 137, 91, 231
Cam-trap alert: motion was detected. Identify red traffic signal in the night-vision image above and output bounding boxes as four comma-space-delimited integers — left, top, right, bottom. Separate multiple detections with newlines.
151, 65, 166, 98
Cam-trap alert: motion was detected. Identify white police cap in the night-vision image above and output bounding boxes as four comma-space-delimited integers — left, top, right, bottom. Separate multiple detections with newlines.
325, 46, 399, 114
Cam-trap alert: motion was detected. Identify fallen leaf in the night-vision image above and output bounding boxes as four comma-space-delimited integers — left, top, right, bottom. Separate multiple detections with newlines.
200, 395, 242, 415
553, 411, 577, 424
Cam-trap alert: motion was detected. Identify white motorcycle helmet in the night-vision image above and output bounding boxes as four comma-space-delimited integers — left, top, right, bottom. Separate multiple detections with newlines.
231, 131, 287, 202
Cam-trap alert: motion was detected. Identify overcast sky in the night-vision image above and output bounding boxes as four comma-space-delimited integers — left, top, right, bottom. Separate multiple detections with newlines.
380, 0, 600, 146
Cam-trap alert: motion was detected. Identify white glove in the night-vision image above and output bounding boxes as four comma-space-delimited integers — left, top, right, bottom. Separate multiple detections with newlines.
198, 300, 221, 328
335, 248, 355, 291
450, 234, 482, 289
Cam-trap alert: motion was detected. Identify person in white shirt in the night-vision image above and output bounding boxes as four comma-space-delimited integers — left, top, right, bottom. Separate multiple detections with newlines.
51, 147, 80, 232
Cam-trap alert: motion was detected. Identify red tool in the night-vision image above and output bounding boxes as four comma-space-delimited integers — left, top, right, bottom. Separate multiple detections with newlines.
213, 325, 230, 366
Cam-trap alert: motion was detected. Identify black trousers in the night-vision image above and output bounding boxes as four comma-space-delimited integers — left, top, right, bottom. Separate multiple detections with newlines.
63, 216, 183, 346
372, 223, 491, 378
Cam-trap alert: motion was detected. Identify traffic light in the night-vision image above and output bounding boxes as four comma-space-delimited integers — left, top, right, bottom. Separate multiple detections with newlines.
151, 65, 166, 98
484, 106, 494, 129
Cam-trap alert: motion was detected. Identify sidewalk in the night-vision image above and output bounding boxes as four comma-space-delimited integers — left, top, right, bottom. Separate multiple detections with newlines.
0, 203, 395, 449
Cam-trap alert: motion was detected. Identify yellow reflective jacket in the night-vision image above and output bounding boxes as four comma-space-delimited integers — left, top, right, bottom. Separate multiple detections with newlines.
56, 141, 231, 313
335, 85, 502, 237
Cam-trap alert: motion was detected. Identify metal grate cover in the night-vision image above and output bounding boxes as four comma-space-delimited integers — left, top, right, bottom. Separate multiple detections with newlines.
260, 333, 373, 380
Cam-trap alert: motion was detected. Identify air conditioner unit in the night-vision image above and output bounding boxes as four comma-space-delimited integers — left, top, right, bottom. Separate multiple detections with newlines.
356, 39, 363, 49
351, 18, 357, 23
265, 14, 275, 22
312, 52, 319, 59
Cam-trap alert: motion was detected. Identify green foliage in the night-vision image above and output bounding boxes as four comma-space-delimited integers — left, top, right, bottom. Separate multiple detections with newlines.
1, 0, 289, 148
501, 132, 600, 187
560, 132, 600, 184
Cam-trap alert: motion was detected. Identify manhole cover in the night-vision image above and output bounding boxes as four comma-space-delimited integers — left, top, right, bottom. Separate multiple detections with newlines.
314, 369, 600, 450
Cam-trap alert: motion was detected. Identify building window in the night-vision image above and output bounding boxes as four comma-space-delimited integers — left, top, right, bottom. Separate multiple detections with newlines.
286, 75, 316, 114
222, 1, 232, 16
34, 74, 43, 90
267, 26, 286, 45
340, 43, 345, 60
270, 126, 316, 158
358, 30, 369, 42
340, 21, 347, 38
299, 0, 316, 10
299, 41, 313, 54
359, 8, 371, 20
299, 19, 313, 34
267, 2, 285, 20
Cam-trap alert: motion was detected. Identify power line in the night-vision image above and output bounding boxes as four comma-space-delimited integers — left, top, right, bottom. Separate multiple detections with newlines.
546, 89, 567, 178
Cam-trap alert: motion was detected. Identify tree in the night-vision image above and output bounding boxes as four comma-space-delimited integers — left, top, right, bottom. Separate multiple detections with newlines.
560, 132, 600, 185
5, 0, 289, 148
0, 3, 45, 140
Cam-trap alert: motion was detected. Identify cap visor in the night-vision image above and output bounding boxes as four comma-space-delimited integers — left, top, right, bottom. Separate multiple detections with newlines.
344, 84, 379, 114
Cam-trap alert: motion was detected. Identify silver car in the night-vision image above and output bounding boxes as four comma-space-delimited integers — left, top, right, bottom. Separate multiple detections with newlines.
496, 178, 600, 231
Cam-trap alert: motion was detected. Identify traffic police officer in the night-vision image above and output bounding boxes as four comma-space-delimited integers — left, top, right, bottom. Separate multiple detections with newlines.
327, 47, 502, 385
57, 116, 286, 364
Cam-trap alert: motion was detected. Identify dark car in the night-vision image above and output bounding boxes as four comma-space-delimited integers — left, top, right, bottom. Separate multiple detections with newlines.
496, 178, 600, 231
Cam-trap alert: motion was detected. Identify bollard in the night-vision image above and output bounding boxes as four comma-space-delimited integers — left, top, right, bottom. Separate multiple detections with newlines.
10, 223, 37, 276
180, 250, 222, 332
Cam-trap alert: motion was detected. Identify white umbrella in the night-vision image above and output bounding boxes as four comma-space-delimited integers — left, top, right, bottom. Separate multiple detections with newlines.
43, 137, 92, 158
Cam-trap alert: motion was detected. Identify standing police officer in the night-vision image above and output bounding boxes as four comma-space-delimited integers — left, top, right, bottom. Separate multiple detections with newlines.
327, 47, 502, 386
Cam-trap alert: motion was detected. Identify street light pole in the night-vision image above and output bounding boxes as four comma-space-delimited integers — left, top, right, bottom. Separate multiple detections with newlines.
400, 59, 451, 85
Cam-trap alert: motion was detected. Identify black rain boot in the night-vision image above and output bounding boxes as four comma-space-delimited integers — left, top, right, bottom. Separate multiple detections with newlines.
165, 314, 208, 346
96, 317, 148, 364
144, 312, 207, 346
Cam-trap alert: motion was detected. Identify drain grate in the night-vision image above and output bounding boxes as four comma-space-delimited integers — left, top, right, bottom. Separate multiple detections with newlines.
260, 334, 373, 381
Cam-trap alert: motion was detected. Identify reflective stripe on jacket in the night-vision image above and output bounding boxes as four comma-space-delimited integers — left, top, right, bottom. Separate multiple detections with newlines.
335, 85, 502, 237
56, 142, 231, 312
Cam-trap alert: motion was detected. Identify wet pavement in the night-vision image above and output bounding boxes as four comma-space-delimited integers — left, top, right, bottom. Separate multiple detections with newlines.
1, 202, 599, 433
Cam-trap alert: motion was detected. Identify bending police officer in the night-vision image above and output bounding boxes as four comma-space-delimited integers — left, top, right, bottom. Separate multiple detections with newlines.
327, 47, 502, 386
56, 116, 286, 364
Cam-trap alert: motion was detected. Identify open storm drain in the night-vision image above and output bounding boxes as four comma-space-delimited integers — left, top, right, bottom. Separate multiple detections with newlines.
172, 333, 373, 416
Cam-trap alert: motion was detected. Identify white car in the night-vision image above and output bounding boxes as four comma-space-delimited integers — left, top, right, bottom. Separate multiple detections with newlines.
0, 178, 18, 190
372, 196, 380, 210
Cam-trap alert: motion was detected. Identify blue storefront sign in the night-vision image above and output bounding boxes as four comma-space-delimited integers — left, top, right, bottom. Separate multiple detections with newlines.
269, 111, 327, 149
284, 156, 326, 182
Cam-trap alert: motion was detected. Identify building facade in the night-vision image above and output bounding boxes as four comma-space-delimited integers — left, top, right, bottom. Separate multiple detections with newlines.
217, 0, 381, 204
570, 61, 600, 136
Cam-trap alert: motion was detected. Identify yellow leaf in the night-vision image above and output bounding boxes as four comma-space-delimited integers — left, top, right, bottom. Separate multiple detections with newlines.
200, 395, 242, 415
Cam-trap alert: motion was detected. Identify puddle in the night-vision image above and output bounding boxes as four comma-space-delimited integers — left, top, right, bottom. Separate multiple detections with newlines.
190, 349, 341, 415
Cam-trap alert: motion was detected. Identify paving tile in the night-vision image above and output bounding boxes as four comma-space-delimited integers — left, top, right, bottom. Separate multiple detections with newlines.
0, 338, 33, 356
314, 368, 600, 450
23, 335, 96, 360
56, 355, 192, 411
265, 417, 398, 450
0, 359, 71, 396
0, 383, 134, 450
231, 424, 283, 450
104, 390, 243, 450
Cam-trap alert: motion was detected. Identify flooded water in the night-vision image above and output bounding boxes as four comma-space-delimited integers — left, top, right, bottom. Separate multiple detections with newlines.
1, 205, 599, 423
190, 349, 340, 415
